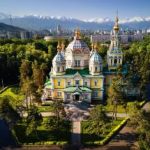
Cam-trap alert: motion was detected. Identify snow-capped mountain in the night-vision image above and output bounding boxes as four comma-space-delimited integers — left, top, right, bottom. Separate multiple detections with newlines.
0, 13, 150, 30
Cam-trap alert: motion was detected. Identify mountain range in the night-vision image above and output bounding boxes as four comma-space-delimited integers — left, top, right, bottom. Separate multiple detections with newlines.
0, 12, 150, 31
0, 22, 26, 32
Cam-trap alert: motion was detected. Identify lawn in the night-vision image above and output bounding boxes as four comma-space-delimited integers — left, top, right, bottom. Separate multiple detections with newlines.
81, 118, 123, 145
38, 105, 54, 112
13, 117, 71, 145
0, 86, 54, 112
0, 86, 24, 106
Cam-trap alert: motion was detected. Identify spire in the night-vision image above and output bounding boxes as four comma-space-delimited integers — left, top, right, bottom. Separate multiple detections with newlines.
113, 10, 119, 32
74, 28, 81, 39
57, 41, 61, 52
61, 41, 65, 50
94, 43, 98, 52
91, 43, 94, 50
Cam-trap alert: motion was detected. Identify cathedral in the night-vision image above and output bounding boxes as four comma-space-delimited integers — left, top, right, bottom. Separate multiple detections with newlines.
42, 16, 123, 103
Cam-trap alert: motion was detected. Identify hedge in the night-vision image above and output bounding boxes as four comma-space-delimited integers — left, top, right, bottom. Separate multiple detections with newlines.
91, 117, 129, 146
21, 141, 68, 146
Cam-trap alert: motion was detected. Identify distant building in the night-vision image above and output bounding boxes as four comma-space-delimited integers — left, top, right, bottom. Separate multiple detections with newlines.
91, 31, 143, 44
44, 35, 70, 41
57, 24, 62, 35
20, 31, 32, 39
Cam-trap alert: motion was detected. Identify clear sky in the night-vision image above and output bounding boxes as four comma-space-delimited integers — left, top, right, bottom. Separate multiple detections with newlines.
0, 0, 150, 19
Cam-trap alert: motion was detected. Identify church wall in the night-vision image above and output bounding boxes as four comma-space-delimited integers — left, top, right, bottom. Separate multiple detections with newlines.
53, 78, 66, 89
90, 78, 103, 89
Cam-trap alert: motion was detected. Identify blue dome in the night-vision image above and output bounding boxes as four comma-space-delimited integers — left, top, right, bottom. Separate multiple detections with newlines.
53, 52, 65, 64
90, 51, 102, 64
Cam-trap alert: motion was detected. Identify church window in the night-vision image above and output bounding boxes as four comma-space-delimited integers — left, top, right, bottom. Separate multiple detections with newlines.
93, 91, 98, 97
62, 66, 64, 71
95, 67, 97, 72
94, 80, 97, 86
114, 58, 117, 65
67, 94, 70, 99
75, 80, 79, 86
57, 92, 61, 97
75, 60, 80, 67
58, 81, 61, 86
85, 94, 88, 99
57, 67, 60, 72
84, 81, 87, 86
67, 81, 71, 86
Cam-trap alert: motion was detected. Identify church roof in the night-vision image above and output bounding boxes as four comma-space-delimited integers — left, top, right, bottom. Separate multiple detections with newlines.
90, 50, 102, 64
65, 68, 89, 76
67, 39, 89, 50
53, 51, 65, 64
64, 86, 92, 93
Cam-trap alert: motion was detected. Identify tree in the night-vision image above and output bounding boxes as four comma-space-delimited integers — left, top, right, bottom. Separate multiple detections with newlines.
108, 75, 125, 120
128, 103, 150, 150
88, 105, 109, 136
0, 96, 21, 129
26, 105, 43, 139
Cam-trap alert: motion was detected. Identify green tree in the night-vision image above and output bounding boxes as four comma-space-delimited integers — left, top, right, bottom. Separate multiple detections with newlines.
128, 103, 150, 150
108, 75, 125, 120
26, 106, 43, 139
0, 97, 21, 129
88, 105, 109, 136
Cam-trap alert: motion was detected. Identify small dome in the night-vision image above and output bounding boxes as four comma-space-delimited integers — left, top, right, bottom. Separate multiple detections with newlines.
90, 51, 102, 64
53, 52, 65, 64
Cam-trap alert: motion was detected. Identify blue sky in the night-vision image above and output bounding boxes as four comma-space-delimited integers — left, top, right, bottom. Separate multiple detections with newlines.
0, 0, 150, 19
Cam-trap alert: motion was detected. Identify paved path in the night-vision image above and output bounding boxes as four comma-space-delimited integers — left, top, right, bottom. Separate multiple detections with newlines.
71, 121, 81, 146
142, 101, 150, 112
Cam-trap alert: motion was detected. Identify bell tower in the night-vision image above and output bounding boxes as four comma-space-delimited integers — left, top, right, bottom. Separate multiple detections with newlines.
107, 13, 123, 70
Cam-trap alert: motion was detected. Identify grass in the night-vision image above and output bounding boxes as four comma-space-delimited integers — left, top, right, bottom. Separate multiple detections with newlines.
0, 86, 53, 113
81, 118, 123, 145
38, 105, 54, 112
13, 117, 71, 145
0, 86, 24, 106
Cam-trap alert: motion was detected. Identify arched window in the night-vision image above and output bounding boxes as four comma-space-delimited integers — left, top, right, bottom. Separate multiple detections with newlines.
114, 58, 117, 65
57, 67, 60, 72
95, 67, 97, 72
94, 80, 97, 86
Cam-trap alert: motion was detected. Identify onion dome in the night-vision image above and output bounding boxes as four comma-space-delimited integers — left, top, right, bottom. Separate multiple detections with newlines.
61, 42, 65, 56
113, 15, 119, 32
89, 44, 102, 65
90, 43, 94, 57
53, 42, 65, 64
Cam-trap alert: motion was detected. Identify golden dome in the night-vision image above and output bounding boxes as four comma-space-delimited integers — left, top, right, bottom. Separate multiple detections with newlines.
91, 43, 94, 50
75, 28, 81, 39
94, 43, 98, 50
113, 16, 119, 31
57, 41, 61, 52
61, 42, 65, 50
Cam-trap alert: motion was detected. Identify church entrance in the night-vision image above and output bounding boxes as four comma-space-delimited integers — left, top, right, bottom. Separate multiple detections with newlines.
73, 92, 80, 101
75, 94, 80, 101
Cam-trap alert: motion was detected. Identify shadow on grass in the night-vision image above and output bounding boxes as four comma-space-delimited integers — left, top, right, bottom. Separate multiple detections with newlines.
14, 125, 71, 144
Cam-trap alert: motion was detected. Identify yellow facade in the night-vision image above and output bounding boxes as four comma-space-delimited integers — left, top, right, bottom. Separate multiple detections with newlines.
90, 78, 103, 89
53, 78, 65, 89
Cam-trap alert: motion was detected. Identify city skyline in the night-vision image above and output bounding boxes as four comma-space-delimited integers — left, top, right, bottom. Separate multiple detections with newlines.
0, 0, 150, 20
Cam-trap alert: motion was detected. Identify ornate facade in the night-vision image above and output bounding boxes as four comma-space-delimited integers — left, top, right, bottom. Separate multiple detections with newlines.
42, 17, 123, 103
